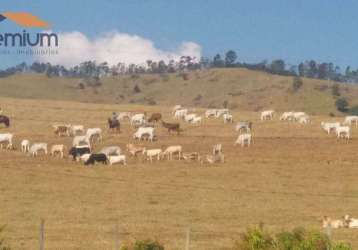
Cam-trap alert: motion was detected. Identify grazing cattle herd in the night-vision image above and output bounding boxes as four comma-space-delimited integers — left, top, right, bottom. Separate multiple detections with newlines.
0, 105, 356, 168
0, 107, 356, 168
1, 105, 358, 231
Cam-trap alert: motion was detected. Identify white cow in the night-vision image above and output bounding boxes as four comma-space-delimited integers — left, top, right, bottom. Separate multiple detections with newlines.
21, 139, 30, 152
174, 109, 188, 119
69, 125, 84, 136
235, 133, 252, 147
321, 122, 340, 134
172, 105, 182, 114
86, 128, 102, 142
0, 133, 13, 149
130, 113, 146, 126
99, 146, 121, 156
108, 155, 127, 165
133, 127, 154, 141
261, 110, 274, 120
116, 112, 132, 121
72, 135, 91, 147
143, 148, 162, 163
343, 116, 358, 127
292, 112, 307, 121
79, 153, 91, 162
163, 145, 182, 160
322, 216, 345, 229
29, 143, 48, 157
50, 144, 65, 158
223, 113, 233, 123
184, 113, 197, 122
215, 109, 229, 118
213, 144, 222, 155
344, 215, 358, 228
280, 112, 294, 121
205, 109, 217, 118
298, 115, 310, 124
191, 116, 202, 124
336, 126, 350, 139
235, 121, 252, 133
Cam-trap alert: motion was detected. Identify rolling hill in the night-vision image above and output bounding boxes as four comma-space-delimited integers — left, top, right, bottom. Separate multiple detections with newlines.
1, 68, 357, 115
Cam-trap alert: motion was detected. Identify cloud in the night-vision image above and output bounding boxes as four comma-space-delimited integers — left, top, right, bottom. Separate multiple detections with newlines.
34, 31, 202, 67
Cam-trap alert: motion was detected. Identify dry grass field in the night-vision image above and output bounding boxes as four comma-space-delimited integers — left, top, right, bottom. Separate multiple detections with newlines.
1, 97, 358, 250
2, 68, 358, 115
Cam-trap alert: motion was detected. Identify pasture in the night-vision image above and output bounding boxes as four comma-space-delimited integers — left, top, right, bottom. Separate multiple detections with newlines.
1, 97, 358, 249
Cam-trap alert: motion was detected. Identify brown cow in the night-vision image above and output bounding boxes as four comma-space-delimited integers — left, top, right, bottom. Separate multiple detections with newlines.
53, 125, 70, 137
148, 113, 162, 123
162, 121, 181, 135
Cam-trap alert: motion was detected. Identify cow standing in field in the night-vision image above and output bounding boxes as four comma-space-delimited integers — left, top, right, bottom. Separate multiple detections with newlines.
69, 145, 91, 161
29, 143, 48, 157
133, 127, 155, 141
84, 153, 108, 166
108, 118, 120, 133
236, 121, 252, 133
21, 139, 30, 152
53, 124, 70, 137
50, 144, 65, 158
162, 121, 181, 135
261, 110, 274, 121
148, 113, 162, 123
0, 133, 13, 149
0, 115, 10, 128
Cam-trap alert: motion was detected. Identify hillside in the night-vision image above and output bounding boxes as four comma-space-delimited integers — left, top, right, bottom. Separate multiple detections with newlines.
1, 68, 358, 115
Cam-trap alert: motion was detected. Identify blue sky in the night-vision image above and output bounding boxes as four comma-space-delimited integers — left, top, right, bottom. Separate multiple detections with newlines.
1, 0, 358, 69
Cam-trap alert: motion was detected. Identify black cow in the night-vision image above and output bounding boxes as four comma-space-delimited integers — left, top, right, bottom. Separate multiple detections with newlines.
108, 118, 120, 133
69, 146, 91, 161
84, 153, 108, 165
0, 115, 10, 128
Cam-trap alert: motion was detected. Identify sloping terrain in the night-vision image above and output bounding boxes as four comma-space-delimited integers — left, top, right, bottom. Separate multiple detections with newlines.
1, 68, 357, 115
0, 97, 358, 249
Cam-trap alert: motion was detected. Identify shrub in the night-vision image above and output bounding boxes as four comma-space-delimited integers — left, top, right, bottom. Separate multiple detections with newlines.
133, 84, 141, 94
232, 225, 351, 250
233, 224, 274, 250
292, 76, 303, 92
78, 82, 85, 89
348, 105, 358, 116
332, 84, 341, 97
333, 242, 353, 250
335, 98, 349, 112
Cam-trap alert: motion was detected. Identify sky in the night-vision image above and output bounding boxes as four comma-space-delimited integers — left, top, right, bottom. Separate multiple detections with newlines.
1, 0, 358, 69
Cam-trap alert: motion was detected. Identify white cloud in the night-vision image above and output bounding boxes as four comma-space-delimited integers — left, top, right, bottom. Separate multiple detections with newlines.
34, 31, 202, 67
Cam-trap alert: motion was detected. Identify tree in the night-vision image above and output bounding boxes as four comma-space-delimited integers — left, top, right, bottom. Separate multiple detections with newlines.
335, 98, 349, 112
345, 66, 351, 78
225, 50, 237, 67
270, 59, 285, 74
318, 63, 329, 79
308, 60, 318, 78
212, 54, 224, 68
